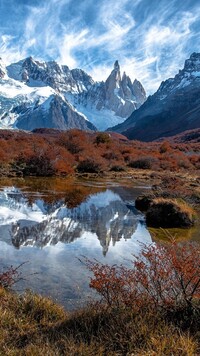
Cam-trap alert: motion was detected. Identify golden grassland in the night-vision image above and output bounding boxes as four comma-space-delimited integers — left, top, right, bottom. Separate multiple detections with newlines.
0, 287, 199, 356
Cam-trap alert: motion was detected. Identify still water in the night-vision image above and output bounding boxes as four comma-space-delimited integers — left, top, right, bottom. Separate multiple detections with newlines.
0, 177, 197, 309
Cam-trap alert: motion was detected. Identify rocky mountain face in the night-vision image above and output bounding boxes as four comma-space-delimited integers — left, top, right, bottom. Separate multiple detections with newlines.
110, 53, 200, 141
0, 58, 6, 78
0, 56, 145, 131
15, 95, 96, 131
7, 57, 94, 93
71, 60, 146, 129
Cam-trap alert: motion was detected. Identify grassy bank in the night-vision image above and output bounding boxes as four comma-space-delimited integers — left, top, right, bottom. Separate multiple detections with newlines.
0, 288, 199, 355
0, 241, 199, 355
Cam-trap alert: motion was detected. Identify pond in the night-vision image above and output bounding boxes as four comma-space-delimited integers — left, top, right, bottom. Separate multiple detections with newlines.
0, 177, 198, 309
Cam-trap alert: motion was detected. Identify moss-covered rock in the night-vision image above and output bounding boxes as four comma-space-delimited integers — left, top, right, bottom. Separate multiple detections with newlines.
146, 198, 196, 228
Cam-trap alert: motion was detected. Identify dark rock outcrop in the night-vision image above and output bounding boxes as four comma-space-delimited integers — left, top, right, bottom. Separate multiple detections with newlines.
146, 199, 195, 228
15, 95, 96, 131
135, 195, 154, 212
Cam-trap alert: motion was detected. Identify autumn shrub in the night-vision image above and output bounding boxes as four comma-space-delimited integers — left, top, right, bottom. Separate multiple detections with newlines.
18, 153, 55, 176
0, 264, 23, 289
159, 176, 184, 191
85, 241, 200, 317
0, 241, 199, 354
159, 140, 171, 153
110, 165, 126, 172
94, 132, 111, 145
58, 130, 87, 154
1, 287, 198, 355
76, 158, 104, 173
189, 154, 200, 169
0, 129, 199, 178
128, 156, 159, 169
102, 151, 120, 161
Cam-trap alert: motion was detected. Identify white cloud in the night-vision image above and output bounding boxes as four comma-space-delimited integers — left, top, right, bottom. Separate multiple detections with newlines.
59, 29, 89, 67
1, 0, 200, 94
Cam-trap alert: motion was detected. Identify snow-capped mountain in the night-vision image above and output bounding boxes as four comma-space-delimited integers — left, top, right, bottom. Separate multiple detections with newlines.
0, 56, 146, 131
7, 56, 94, 93
110, 53, 200, 141
70, 61, 146, 129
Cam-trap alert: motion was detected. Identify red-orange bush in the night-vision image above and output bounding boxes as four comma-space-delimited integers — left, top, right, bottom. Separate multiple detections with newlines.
85, 241, 200, 312
0, 264, 23, 289
0, 129, 199, 176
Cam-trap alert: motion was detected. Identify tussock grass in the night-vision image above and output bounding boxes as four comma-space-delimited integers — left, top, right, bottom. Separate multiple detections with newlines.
0, 287, 199, 355
153, 197, 195, 216
146, 198, 197, 228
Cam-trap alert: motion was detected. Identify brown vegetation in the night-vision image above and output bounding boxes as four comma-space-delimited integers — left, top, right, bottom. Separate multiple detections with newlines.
0, 129, 199, 177
0, 240, 199, 355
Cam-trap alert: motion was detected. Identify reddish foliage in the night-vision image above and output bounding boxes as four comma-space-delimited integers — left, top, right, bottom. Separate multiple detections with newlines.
0, 129, 199, 176
85, 241, 200, 312
0, 264, 24, 289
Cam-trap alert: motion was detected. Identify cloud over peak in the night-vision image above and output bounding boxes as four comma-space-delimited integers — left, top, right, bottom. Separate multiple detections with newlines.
0, 0, 200, 93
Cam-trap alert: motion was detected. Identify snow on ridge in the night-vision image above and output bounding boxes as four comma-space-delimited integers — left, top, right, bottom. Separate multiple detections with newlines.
0, 77, 55, 100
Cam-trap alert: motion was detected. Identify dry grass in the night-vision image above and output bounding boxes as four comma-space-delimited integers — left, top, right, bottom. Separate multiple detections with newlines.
153, 197, 196, 216
0, 287, 199, 355
145, 197, 197, 228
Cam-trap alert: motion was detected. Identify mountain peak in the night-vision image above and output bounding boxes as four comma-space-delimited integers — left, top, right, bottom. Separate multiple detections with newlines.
114, 60, 120, 71
110, 52, 200, 141
189, 52, 200, 60
184, 52, 200, 72
2, 55, 146, 132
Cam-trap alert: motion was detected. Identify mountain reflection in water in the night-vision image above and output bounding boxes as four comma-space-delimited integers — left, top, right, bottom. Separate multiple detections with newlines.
0, 187, 147, 256
0, 183, 152, 309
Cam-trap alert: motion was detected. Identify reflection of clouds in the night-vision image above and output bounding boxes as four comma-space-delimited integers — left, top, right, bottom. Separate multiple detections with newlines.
0, 184, 152, 308
1, 188, 141, 254
1, 0, 200, 93
0, 223, 152, 309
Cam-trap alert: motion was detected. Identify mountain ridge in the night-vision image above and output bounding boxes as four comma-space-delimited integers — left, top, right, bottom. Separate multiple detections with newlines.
0, 57, 146, 131
109, 52, 200, 141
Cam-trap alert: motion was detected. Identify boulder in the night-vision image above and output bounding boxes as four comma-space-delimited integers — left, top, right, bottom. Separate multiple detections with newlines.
146, 199, 196, 228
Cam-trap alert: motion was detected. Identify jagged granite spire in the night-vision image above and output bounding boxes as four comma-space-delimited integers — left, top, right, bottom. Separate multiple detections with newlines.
114, 60, 120, 71
110, 52, 200, 141
103, 61, 146, 117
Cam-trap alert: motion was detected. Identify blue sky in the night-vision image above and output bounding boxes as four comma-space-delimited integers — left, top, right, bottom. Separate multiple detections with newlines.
0, 0, 200, 93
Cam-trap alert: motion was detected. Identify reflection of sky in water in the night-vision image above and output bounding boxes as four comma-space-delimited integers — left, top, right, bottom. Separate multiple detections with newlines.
0, 185, 152, 309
